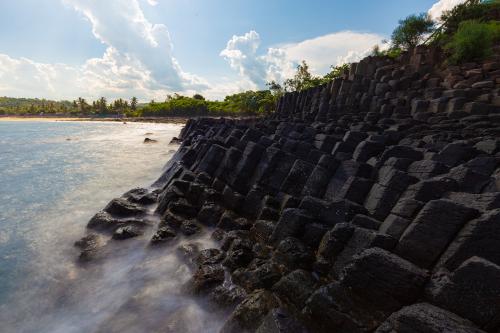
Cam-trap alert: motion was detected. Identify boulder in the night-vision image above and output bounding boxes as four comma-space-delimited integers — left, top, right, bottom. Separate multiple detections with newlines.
104, 198, 146, 217
396, 199, 478, 268
220, 290, 280, 333
375, 303, 485, 333
427, 257, 500, 329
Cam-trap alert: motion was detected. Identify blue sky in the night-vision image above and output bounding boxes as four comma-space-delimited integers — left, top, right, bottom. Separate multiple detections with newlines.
0, 0, 461, 101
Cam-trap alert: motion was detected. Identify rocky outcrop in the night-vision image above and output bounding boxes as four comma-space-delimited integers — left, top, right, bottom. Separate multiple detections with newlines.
77, 46, 500, 332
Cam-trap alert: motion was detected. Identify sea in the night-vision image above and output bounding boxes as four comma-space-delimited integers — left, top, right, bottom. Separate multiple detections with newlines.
0, 120, 225, 333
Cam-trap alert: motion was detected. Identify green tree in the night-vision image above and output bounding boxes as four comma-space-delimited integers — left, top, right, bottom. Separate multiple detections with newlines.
192, 94, 205, 100
391, 13, 435, 50
130, 97, 138, 111
445, 20, 500, 64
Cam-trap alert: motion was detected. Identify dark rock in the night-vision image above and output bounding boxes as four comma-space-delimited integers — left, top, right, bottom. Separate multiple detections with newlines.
272, 269, 317, 309
273, 237, 314, 272
256, 308, 308, 333
189, 263, 225, 293
150, 226, 176, 244
112, 225, 143, 240
375, 303, 485, 333
104, 198, 146, 217
143, 137, 157, 143
180, 219, 201, 236
427, 257, 500, 328
270, 209, 314, 244
395, 199, 478, 268
437, 209, 500, 270
220, 290, 279, 333
197, 203, 224, 226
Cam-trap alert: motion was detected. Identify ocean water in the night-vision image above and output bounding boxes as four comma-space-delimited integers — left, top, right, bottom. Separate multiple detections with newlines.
0, 121, 225, 333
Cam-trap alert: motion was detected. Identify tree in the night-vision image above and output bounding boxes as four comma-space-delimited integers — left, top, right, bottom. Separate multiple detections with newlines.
391, 13, 435, 50
130, 97, 138, 111
77, 97, 88, 114
323, 64, 350, 81
99, 97, 107, 114
192, 94, 205, 100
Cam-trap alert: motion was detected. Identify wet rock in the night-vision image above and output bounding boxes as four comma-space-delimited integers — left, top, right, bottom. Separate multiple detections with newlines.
232, 259, 282, 291
272, 269, 317, 309
189, 263, 225, 294
222, 237, 254, 271
112, 225, 143, 240
209, 284, 247, 308
75, 233, 102, 261
220, 290, 280, 333
273, 237, 314, 272
104, 198, 146, 217
150, 226, 176, 244
180, 219, 201, 236
123, 187, 157, 205
143, 137, 157, 143
197, 203, 225, 226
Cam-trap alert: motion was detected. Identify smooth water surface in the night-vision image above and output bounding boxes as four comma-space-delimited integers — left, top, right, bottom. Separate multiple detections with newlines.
0, 120, 224, 333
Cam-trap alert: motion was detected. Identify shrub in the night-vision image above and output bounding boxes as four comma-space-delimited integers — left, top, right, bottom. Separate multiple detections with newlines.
445, 20, 500, 64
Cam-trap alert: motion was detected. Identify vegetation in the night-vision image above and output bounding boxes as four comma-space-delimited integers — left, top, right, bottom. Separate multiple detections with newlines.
444, 20, 500, 64
391, 13, 435, 50
140, 90, 276, 117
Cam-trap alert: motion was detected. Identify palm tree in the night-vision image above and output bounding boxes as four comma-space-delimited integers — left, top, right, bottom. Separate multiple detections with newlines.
131, 97, 138, 111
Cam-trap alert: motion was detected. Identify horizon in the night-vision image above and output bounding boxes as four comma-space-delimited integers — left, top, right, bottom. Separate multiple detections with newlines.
0, 0, 462, 102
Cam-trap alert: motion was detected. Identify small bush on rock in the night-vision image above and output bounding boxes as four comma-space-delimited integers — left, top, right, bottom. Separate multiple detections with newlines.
445, 20, 500, 64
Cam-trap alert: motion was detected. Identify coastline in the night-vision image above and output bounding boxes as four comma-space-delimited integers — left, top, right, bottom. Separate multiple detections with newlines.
0, 116, 188, 124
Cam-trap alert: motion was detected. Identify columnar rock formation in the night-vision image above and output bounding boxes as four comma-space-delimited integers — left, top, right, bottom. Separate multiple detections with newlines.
79, 46, 500, 332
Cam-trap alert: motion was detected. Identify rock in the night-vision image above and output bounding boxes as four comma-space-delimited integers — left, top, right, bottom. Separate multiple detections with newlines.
123, 187, 157, 205
256, 308, 307, 333
87, 211, 122, 231
180, 219, 201, 236
232, 260, 282, 291
375, 303, 485, 333
222, 237, 254, 271
272, 269, 317, 309
75, 233, 102, 261
112, 225, 143, 240
196, 248, 225, 266
189, 263, 225, 294
168, 198, 198, 218
197, 203, 224, 226
143, 137, 158, 143
471, 80, 494, 89
395, 199, 478, 268
270, 209, 314, 245
217, 211, 252, 231
341, 248, 428, 311
427, 257, 500, 328
273, 237, 314, 272
104, 198, 146, 217
220, 290, 280, 333
150, 226, 176, 244
209, 284, 247, 308
436, 209, 500, 270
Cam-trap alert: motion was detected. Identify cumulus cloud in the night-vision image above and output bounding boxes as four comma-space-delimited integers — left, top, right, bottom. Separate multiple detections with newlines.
221, 30, 385, 89
428, 0, 466, 21
0, 0, 206, 101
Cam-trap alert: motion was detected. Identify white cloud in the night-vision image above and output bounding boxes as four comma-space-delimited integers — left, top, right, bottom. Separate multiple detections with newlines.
221, 30, 385, 89
428, 0, 466, 21
0, 0, 207, 101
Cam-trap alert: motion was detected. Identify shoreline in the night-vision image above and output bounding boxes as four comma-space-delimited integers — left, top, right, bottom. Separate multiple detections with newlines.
0, 116, 189, 124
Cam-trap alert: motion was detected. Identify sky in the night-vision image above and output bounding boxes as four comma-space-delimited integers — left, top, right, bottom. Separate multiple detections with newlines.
0, 0, 464, 101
